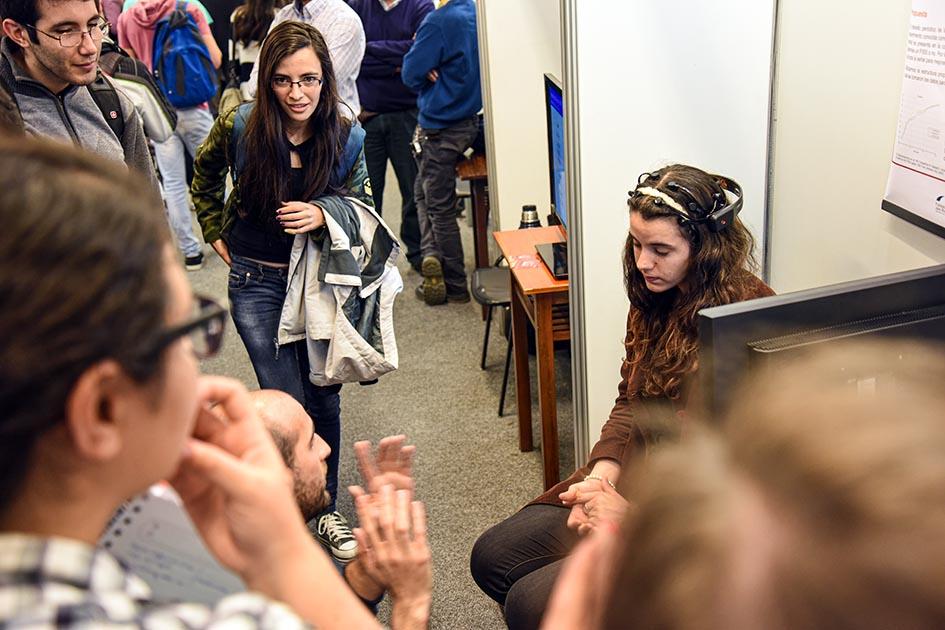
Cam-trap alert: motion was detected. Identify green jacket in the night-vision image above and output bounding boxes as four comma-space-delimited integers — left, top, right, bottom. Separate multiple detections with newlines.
191, 105, 373, 244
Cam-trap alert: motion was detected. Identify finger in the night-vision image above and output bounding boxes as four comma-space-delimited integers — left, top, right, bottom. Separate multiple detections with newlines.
394, 489, 411, 543
277, 210, 308, 221
410, 500, 427, 548
378, 485, 396, 542
171, 437, 253, 498
353, 527, 379, 574
355, 491, 382, 546
348, 485, 367, 500
279, 219, 312, 230
354, 441, 379, 485
190, 404, 228, 441
378, 435, 406, 471
196, 377, 256, 430
400, 444, 416, 476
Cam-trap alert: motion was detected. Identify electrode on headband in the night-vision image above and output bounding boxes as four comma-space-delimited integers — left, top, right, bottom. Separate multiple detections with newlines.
634, 187, 690, 217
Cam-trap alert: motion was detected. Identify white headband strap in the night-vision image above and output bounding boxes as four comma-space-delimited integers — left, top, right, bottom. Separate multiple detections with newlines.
635, 187, 689, 218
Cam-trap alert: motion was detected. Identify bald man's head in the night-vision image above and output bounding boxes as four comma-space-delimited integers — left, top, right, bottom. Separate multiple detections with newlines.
250, 390, 331, 521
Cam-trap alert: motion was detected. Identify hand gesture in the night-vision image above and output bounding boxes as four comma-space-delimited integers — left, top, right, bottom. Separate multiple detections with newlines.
354, 435, 416, 494
353, 486, 432, 629
278, 201, 325, 235
560, 477, 630, 536
168, 377, 306, 577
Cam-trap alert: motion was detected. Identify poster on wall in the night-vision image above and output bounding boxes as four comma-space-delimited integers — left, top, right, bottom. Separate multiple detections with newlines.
883, 0, 945, 239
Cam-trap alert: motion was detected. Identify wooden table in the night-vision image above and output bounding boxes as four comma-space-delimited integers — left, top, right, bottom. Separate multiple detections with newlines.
493, 226, 570, 490
456, 154, 489, 271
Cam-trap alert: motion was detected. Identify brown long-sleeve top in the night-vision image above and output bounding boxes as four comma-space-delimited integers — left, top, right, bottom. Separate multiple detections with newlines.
531, 273, 775, 506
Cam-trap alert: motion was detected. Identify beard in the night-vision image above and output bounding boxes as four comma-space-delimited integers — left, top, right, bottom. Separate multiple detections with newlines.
294, 470, 331, 521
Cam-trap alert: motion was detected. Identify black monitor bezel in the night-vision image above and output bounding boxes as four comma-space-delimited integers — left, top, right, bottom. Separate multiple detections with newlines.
697, 264, 945, 418
543, 73, 565, 228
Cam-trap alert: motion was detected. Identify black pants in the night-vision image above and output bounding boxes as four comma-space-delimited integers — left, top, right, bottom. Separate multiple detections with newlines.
414, 116, 479, 294
362, 108, 422, 268
470, 504, 578, 630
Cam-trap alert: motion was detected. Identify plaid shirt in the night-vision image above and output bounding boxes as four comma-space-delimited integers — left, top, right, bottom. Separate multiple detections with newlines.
0, 534, 309, 629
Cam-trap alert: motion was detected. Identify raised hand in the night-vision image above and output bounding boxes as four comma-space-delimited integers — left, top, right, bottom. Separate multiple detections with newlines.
353, 485, 431, 630
354, 435, 416, 494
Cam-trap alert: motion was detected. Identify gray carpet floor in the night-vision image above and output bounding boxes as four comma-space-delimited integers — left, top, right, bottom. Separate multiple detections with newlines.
187, 168, 575, 628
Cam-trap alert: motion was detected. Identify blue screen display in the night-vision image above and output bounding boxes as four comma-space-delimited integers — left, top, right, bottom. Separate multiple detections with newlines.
546, 79, 566, 228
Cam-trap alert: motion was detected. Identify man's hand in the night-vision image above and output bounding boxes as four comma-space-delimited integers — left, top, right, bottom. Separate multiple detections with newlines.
426, 69, 439, 83
169, 377, 308, 576
560, 477, 630, 536
354, 435, 416, 494
353, 486, 431, 630
278, 201, 325, 234
170, 377, 380, 630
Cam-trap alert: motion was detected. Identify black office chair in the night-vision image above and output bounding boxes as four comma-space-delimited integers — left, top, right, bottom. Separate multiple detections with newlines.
471, 261, 513, 416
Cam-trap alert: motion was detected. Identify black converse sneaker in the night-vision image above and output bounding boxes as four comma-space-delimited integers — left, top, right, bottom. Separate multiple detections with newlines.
315, 510, 358, 560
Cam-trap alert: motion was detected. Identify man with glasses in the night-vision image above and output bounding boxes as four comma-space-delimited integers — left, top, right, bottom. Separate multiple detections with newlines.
0, 0, 155, 180
0, 135, 433, 629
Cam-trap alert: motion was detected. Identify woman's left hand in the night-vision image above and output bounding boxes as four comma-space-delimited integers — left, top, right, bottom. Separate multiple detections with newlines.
561, 477, 631, 535
278, 201, 325, 234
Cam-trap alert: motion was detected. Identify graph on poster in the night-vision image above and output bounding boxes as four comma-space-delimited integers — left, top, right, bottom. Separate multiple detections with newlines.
896, 91, 945, 168
884, 0, 945, 239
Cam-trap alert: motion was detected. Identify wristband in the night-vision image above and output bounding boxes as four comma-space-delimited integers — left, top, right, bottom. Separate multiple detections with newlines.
584, 474, 617, 492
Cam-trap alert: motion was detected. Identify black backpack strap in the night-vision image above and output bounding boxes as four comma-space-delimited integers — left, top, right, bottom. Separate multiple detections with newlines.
0, 54, 25, 131
86, 73, 125, 141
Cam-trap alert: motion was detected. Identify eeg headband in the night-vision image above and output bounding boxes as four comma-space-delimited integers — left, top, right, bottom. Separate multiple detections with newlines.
630, 175, 743, 233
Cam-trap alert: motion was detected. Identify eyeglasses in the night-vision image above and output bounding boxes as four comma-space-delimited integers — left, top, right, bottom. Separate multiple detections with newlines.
271, 75, 323, 91
24, 17, 109, 48
149, 295, 227, 360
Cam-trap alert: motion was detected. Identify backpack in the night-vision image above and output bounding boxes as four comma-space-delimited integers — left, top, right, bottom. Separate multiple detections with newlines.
99, 39, 177, 142
0, 52, 124, 140
152, 1, 218, 109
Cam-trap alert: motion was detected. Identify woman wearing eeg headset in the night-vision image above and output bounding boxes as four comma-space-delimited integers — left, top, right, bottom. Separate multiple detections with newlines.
470, 164, 775, 630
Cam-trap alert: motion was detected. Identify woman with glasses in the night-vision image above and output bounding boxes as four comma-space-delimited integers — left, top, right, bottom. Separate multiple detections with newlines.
192, 20, 372, 561
470, 164, 776, 630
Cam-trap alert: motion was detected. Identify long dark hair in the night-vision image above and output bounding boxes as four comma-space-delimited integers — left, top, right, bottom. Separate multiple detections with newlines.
0, 137, 170, 513
232, 0, 279, 45
623, 164, 757, 399
239, 21, 349, 229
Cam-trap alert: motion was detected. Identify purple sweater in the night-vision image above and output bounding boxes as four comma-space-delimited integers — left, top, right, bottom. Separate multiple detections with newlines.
350, 0, 433, 114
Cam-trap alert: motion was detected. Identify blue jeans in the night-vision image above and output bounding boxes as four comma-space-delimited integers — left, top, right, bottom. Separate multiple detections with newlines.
153, 107, 214, 258
227, 255, 343, 510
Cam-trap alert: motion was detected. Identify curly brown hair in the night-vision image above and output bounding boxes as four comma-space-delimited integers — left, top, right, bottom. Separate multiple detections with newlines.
623, 164, 757, 399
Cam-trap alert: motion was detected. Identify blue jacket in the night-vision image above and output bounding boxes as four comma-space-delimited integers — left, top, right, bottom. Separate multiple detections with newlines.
401, 0, 480, 129
351, 0, 433, 113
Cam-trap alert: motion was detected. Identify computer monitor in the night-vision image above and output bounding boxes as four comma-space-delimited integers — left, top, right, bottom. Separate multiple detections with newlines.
698, 264, 945, 418
544, 73, 566, 229
536, 73, 568, 279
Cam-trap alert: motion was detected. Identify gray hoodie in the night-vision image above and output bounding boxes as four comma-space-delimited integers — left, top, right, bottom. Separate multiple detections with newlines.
0, 37, 157, 187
